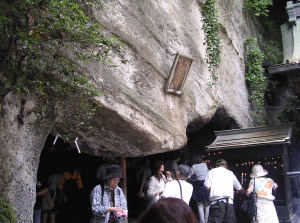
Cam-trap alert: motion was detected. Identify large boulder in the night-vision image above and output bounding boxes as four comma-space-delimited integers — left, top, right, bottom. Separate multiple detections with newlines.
53, 0, 257, 157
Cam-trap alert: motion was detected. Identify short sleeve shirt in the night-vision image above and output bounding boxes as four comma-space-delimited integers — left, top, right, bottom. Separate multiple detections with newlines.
189, 163, 209, 181
247, 177, 277, 201
59, 170, 83, 190
162, 180, 193, 204
48, 174, 60, 191
204, 167, 242, 204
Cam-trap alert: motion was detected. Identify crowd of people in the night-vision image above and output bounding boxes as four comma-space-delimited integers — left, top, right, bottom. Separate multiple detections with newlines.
34, 150, 280, 223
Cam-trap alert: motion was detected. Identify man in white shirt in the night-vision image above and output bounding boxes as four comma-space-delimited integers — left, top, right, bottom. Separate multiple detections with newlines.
204, 159, 246, 223
162, 164, 193, 204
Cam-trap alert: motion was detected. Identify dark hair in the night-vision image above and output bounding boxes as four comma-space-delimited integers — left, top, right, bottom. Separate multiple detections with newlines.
153, 160, 164, 180
138, 197, 196, 223
192, 155, 202, 165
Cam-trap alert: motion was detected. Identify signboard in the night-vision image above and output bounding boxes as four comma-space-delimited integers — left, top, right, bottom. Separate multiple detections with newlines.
165, 53, 194, 95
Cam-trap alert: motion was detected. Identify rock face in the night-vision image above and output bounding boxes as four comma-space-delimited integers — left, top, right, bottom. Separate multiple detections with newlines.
0, 93, 55, 222
0, 0, 263, 221
54, 0, 258, 157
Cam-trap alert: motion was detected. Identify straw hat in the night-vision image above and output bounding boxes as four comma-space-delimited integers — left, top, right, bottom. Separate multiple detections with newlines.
250, 164, 268, 178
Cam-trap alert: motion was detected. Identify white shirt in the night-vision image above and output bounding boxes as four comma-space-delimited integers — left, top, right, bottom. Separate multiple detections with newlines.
204, 167, 242, 204
189, 163, 209, 181
147, 175, 172, 205
162, 180, 193, 204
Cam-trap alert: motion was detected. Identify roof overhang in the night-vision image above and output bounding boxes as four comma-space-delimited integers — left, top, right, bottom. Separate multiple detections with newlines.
206, 123, 294, 152
268, 62, 300, 75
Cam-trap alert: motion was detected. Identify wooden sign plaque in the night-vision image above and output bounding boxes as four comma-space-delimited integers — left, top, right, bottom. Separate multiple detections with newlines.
166, 53, 194, 95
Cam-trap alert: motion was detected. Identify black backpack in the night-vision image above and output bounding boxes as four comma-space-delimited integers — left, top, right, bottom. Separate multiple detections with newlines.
63, 176, 79, 203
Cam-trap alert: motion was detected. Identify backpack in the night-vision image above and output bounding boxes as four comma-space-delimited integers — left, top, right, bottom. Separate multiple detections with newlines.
63, 175, 79, 203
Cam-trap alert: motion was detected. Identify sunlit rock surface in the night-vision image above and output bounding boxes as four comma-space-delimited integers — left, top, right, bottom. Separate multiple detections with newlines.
52, 0, 259, 157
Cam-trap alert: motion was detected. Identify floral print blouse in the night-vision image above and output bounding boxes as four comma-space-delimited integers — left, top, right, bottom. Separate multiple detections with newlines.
247, 177, 278, 201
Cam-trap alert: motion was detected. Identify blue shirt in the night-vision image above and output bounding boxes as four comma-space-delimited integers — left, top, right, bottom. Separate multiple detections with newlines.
189, 163, 209, 181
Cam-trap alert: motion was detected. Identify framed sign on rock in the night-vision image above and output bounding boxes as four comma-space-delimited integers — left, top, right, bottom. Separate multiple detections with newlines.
166, 53, 194, 95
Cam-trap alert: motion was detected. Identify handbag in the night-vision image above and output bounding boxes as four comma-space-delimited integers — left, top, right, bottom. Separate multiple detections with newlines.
241, 179, 257, 223
42, 189, 56, 211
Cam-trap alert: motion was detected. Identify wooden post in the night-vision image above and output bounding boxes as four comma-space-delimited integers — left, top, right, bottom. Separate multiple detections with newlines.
120, 156, 128, 223
283, 146, 292, 215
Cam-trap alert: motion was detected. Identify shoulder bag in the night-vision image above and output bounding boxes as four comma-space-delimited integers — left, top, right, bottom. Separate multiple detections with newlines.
42, 189, 56, 211
241, 179, 257, 223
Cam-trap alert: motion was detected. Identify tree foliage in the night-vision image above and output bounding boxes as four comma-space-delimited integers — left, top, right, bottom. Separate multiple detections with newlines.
0, 0, 122, 98
244, 0, 273, 17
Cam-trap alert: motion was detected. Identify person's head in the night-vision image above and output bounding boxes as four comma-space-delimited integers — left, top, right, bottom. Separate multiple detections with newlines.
177, 164, 190, 180
216, 159, 227, 168
153, 160, 164, 174
192, 155, 202, 165
105, 165, 123, 189
145, 158, 150, 167
250, 164, 268, 178
138, 197, 196, 223
104, 157, 115, 165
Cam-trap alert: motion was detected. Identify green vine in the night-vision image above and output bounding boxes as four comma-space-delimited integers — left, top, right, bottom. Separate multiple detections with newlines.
261, 40, 282, 65
278, 95, 300, 123
0, 0, 123, 99
245, 38, 267, 126
243, 0, 273, 17
0, 0, 125, 131
200, 0, 222, 83
0, 198, 17, 223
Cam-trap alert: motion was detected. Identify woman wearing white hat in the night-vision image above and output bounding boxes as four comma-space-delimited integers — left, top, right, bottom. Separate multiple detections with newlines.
247, 164, 279, 223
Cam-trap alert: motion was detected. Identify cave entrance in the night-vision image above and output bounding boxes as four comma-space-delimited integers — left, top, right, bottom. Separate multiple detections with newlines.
36, 134, 104, 223
36, 108, 239, 222
183, 108, 238, 220
185, 108, 238, 167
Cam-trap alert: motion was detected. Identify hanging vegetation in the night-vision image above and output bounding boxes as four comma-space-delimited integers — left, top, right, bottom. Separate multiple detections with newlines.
245, 38, 267, 126
0, 0, 123, 99
243, 0, 273, 17
0, 0, 125, 132
199, 0, 222, 84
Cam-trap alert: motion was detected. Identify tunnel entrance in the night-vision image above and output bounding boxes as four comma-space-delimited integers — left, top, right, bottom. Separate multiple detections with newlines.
36, 108, 238, 222
185, 109, 238, 166
182, 109, 238, 220
36, 134, 104, 223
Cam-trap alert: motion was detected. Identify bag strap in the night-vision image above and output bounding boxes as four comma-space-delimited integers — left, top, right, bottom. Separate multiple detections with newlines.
53, 188, 56, 200
253, 179, 257, 223
176, 180, 183, 200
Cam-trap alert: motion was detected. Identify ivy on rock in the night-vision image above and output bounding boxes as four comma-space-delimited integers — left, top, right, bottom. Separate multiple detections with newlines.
245, 38, 267, 126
